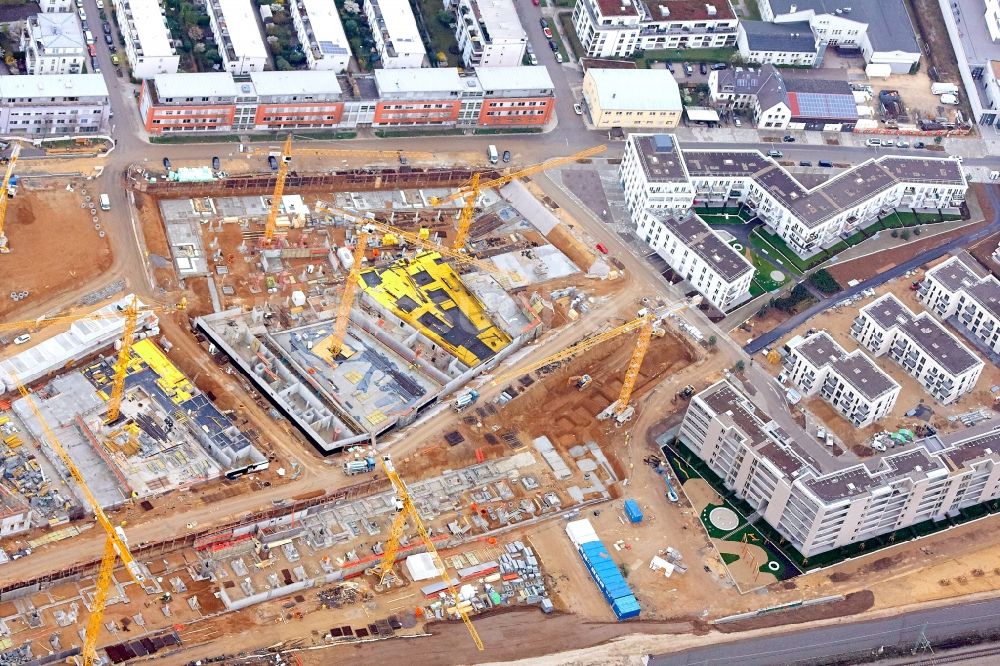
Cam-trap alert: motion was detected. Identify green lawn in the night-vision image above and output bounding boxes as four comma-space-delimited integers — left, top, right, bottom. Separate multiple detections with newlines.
750, 227, 813, 275
558, 11, 584, 60
547, 15, 570, 62
732, 240, 788, 297
417, 0, 460, 67
740, 0, 762, 20
636, 47, 737, 67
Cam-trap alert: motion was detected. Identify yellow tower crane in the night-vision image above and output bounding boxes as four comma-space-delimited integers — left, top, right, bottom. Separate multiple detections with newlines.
14, 377, 153, 666
263, 133, 293, 244
327, 232, 369, 360
0, 143, 22, 254
429, 144, 607, 249
367, 453, 484, 651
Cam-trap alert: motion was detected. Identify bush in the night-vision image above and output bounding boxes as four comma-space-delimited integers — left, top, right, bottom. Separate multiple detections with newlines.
891, 230, 899, 238
901, 230, 911, 240
734, 360, 746, 373
913, 227, 921, 236
771, 283, 812, 313
808, 269, 842, 295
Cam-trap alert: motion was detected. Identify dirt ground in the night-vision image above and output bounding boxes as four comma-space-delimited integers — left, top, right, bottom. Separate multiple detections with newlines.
907, 0, 971, 119
760, 270, 1000, 450
0, 185, 113, 323
968, 230, 1000, 279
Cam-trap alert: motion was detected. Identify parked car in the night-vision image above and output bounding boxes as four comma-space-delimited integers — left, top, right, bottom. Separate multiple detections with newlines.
818, 160, 833, 167
799, 161, 812, 167
865, 138, 882, 147
532, 0, 539, 5
96, 0, 104, 7
267, 155, 278, 171
767, 149, 782, 158
109, 44, 117, 53
163, 157, 171, 170
502, 150, 511, 163
816, 427, 827, 441
548, 39, 558, 51
539, 18, 548, 27
880, 139, 894, 147
914, 141, 926, 149
212, 156, 221, 171
104, 33, 113, 45
699, 62, 707, 75
75, 0, 83, 7
91, 55, 99, 70
896, 140, 909, 148
79, 8, 86, 21
733, 117, 741, 127
88, 44, 96, 57
782, 135, 795, 142
573, 103, 583, 115
13, 334, 31, 345
665, 62, 674, 73
683, 62, 693, 76
543, 27, 553, 38
554, 52, 563, 63
711, 62, 728, 70
595, 243, 609, 255
111, 53, 119, 65
103, 22, 111, 34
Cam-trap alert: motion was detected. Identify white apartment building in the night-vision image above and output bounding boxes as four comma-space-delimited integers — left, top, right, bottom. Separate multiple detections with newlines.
208, 0, 269, 74
637, 210, 753, 311
852, 294, 984, 404
20, 13, 86, 75
0, 74, 110, 135
785, 331, 900, 428
619, 133, 695, 216
291, 0, 352, 72
113, 0, 180, 80
365, 0, 426, 69
572, 0, 738, 58
919, 255, 1000, 355
454, 0, 527, 67
737, 20, 819, 67
760, 0, 920, 73
708, 66, 791, 129
620, 133, 967, 259
678, 379, 1000, 558
38, 0, 73, 13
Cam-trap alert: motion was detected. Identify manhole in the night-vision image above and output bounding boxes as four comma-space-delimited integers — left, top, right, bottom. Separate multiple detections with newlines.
709, 506, 740, 532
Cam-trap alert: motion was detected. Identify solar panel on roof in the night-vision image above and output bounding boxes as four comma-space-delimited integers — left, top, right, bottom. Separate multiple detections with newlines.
319, 41, 350, 55
788, 92, 858, 120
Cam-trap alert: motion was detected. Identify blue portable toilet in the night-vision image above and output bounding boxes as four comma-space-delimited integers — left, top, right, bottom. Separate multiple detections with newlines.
624, 499, 643, 523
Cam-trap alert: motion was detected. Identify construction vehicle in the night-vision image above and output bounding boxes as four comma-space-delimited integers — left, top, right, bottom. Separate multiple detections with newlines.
14, 377, 154, 665
454, 389, 480, 411
0, 143, 22, 253
569, 374, 592, 390
367, 453, 484, 651
429, 144, 607, 249
343, 455, 376, 476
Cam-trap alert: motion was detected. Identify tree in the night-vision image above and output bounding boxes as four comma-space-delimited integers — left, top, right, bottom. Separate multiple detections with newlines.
437, 9, 453, 25
913, 227, 921, 236
734, 360, 746, 373
808, 269, 842, 295
188, 25, 204, 42
193, 42, 206, 53
707, 335, 717, 347
901, 230, 911, 240
343, 18, 359, 38
275, 56, 292, 70
287, 50, 305, 65
891, 230, 899, 238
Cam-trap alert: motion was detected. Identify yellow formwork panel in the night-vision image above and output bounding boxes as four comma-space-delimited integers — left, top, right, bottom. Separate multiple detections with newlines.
131, 339, 195, 405
358, 252, 511, 367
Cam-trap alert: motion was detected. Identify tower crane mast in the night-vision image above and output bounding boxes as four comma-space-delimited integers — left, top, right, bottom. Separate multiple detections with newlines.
263, 134, 293, 243
0, 143, 22, 253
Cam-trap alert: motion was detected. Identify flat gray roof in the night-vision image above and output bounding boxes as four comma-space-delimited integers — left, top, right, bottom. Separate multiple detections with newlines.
793, 331, 845, 368
655, 211, 753, 281
831, 351, 899, 401
740, 20, 817, 54
632, 134, 689, 183
766, 0, 919, 54
682, 150, 771, 177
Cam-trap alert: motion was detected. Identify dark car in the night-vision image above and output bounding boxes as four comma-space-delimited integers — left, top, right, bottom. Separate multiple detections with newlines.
665, 62, 674, 73
212, 156, 221, 171
539, 18, 548, 28
548, 39, 558, 51
268, 155, 279, 171
163, 157, 171, 170
799, 161, 812, 167
782, 135, 796, 142
109, 44, 116, 53
699, 62, 707, 75
711, 62, 728, 70
502, 150, 511, 163
913, 141, 925, 149
104, 33, 113, 45
103, 22, 111, 34
818, 160, 833, 167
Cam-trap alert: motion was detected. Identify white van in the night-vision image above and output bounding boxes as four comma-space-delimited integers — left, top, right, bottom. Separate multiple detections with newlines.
84, 29, 94, 45
99, 193, 111, 210
865, 138, 882, 147
13, 334, 31, 345
487, 145, 499, 164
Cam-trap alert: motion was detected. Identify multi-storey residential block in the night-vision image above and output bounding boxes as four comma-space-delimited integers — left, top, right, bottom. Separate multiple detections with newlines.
207, 0, 269, 74
365, 0, 426, 69
20, 13, 86, 75
620, 133, 967, 258
572, 0, 737, 58
760, 0, 920, 73
113, 0, 180, 80
678, 379, 1000, 558
454, 0, 527, 67
918, 255, 1000, 355
138, 67, 554, 134
637, 210, 753, 310
581, 68, 682, 129
737, 20, 819, 67
785, 331, 900, 427
852, 294, 984, 404
38, 0, 73, 13
291, 0, 351, 72
0, 74, 110, 135
619, 134, 694, 216
709, 64, 857, 131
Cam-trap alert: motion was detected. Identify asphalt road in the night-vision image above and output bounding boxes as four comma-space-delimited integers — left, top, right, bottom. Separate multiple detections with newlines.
650, 597, 1000, 665
744, 184, 1000, 355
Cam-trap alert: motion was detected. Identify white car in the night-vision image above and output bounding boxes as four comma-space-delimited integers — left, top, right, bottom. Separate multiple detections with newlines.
13, 334, 31, 345
573, 103, 583, 115
554, 52, 563, 63
816, 426, 827, 441
79, 8, 87, 21
96, 0, 104, 6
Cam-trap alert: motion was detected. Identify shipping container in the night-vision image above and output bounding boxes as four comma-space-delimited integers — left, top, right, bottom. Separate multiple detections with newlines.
624, 499, 643, 523
612, 595, 641, 620
568, 524, 640, 620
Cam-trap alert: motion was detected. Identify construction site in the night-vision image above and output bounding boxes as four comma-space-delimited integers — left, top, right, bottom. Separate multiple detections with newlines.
0, 135, 744, 666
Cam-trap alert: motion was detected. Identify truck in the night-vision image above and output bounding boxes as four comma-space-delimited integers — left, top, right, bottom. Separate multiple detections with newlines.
487, 145, 498, 164
343, 456, 375, 475
454, 389, 479, 412
99, 193, 111, 210
940, 93, 959, 106
931, 82, 960, 96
